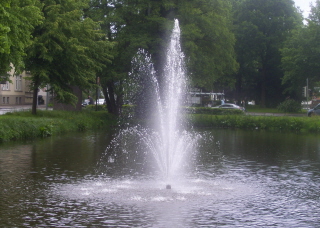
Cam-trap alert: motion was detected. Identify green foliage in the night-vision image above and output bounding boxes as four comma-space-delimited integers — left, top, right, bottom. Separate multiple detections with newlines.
281, 1, 320, 99
87, 0, 238, 114
245, 105, 282, 113
120, 105, 244, 120
25, 0, 113, 110
83, 104, 107, 111
0, 110, 116, 143
178, 0, 238, 90
0, 0, 43, 74
39, 124, 53, 137
121, 104, 135, 116
233, 0, 301, 106
277, 99, 302, 113
189, 114, 320, 133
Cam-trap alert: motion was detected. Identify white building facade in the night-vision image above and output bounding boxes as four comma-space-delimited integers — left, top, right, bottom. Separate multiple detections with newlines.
0, 68, 47, 106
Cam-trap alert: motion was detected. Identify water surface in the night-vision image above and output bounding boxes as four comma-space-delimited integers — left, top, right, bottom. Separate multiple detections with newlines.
0, 129, 319, 227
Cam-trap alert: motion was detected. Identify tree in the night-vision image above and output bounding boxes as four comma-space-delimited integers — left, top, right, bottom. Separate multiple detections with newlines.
87, 0, 168, 115
233, 0, 301, 107
0, 0, 42, 76
25, 0, 112, 115
88, 0, 238, 115
178, 0, 238, 91
281, 0, 320, 100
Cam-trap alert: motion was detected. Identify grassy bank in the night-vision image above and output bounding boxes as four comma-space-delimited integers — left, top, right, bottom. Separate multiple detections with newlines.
190, 114, 320, 133
245, 105, 306, 114
1, 108, 318, 143
0, 110, 116, 143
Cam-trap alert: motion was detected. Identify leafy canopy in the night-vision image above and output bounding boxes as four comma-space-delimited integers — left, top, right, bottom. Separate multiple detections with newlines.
0, 0, 42, 75
281, 0, 320, 99
25, 0, 112, 105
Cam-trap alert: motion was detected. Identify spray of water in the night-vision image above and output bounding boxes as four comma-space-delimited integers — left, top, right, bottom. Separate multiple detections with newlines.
101, 19, 199, 182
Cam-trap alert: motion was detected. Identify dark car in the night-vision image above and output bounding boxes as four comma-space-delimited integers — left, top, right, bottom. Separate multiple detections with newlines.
307, 104, 320, 117
214, 103, 245, 112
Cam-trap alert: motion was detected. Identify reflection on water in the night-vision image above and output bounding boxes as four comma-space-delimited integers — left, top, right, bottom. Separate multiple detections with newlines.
1, 129, 320, 227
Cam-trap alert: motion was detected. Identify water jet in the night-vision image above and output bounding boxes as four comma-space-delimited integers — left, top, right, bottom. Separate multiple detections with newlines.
103, 19, 198, 181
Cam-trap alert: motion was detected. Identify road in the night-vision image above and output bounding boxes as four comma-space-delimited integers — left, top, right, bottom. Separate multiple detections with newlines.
0, 105, 51, 115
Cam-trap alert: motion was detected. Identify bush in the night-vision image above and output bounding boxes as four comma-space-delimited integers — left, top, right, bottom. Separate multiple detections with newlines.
189, 114, 320, 133
0, 110, 116, 143
277, 99, 301, 113
122, 104, 135, 116
83, 104, 107, 111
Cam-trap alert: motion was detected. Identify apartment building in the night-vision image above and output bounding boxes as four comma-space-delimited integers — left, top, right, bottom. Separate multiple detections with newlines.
0, 69, 47, 106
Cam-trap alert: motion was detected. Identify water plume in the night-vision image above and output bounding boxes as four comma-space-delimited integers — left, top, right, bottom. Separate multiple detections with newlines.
101, 19, 198, 182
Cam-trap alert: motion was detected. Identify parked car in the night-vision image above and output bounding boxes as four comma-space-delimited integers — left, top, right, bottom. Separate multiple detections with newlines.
82, 99, 90, 107
307, 104, 320, 117
213, 103, 245, 112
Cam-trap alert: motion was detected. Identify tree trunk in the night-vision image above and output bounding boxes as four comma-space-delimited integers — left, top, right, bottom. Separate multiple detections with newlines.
235, 73, 243, 105
31, 76, 40, 115
102, 81, 119, 116
260, 66, 267, 108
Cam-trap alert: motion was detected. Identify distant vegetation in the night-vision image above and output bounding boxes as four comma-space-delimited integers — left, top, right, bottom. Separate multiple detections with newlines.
189, 114, 320, 134
277, 99, 303, 113
0, 105, 318, 144
0, 110, 116, 143
246, 104, 305, 114
121, 105, 318, 134
4, 0, 319, 115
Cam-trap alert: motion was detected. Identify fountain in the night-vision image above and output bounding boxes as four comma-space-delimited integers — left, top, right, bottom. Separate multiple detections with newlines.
2, 18, 320, 228
100, 19, 198, 185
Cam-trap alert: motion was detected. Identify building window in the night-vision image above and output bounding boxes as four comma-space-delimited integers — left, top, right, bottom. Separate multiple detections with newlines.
2, 97, 5, 104
15, 75, 22, 91
19, 97, 21, 104
1, 81, 10, 91
6, 97, 9, 104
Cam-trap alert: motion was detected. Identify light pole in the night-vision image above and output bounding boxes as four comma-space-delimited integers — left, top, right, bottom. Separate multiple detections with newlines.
96, 77, 100, 111
307, 78, 309, 109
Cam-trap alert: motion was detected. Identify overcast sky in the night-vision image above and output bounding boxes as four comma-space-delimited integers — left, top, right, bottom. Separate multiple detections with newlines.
294, 0, 316, 19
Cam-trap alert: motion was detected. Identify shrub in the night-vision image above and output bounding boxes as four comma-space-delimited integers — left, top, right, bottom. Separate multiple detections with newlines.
83, 104, 107, 111
277, 99, 301, 113
122, 104, 135, 116
188, 114, 320, 134
0, 110, 116, 143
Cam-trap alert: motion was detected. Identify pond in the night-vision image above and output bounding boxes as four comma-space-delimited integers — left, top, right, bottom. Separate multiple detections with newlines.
0, 129, 320, 227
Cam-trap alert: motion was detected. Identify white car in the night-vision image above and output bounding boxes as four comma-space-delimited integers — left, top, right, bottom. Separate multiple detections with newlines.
214, 103, 245, 111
